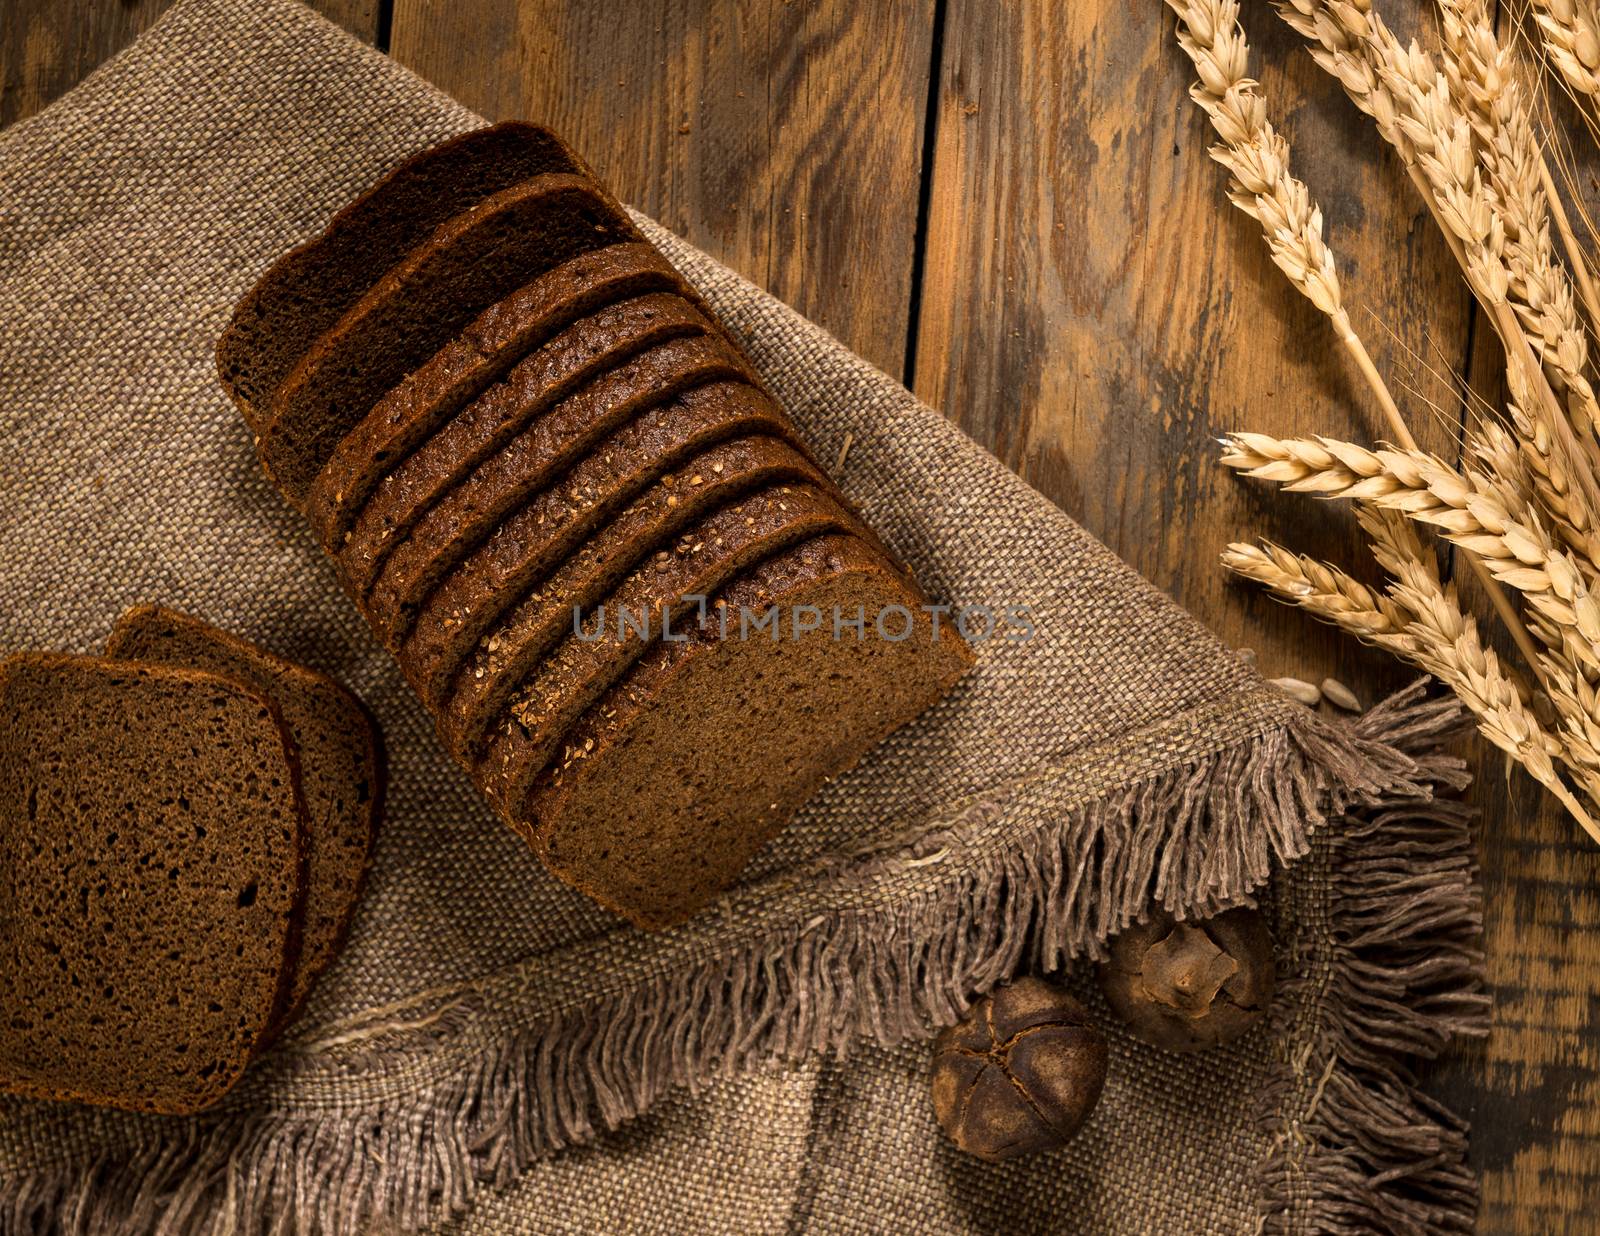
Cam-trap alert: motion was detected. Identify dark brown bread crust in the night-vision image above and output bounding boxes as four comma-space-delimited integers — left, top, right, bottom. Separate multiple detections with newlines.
432, 436, 827, 750
218, 123, 590, 431
341, 293, 719, 625
308, 243, 689, 554
468, 483, 864, 820
422, 409, 819, 720
527, 534, 974, 928
0, 654, 307, 1114
104, 606, 383, 1034
397, 382, 803, 707
258, 175, 640, 504
362, 339, 763, 636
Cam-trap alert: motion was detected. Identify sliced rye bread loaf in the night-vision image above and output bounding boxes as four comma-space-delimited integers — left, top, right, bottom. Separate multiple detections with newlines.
258, 174, 640, 505
394, 382, 803, 707
0, 653, 307, 1114
526, 533, 975, 928
427, 435, 826, 741
360, 339, 763, 631
466, 483, 864, 821
338, 293, 720, 619
307, 242, 690, 553
104, 606, 383, 1030
218, 122, 590, 431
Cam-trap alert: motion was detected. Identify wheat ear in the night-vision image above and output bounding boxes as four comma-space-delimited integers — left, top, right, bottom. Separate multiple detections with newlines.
1441, 0, 1600, 431
1276, 0, 1600, 516
1169, 0, 1546, 669
1220, 539, 1415, 641
1373, 496, 1600, 840
1526, 0, 1600, 330
1221, 514, 1599, 838
1222, 432, 1600, 656
1164, 0, 1399, 423
1359, 507, 1600, 839
1530, 0, 1600, 111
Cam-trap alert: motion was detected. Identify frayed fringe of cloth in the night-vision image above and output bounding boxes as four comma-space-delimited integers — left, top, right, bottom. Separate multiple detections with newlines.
1259, 685, 1490, 1235
5, 682, 1478, 1236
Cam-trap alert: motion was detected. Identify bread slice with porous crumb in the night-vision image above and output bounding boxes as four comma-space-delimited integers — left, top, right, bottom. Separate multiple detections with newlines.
526, 533, 974, 928
341, 292, 721, 630
364, 347, 767, 647
435, 438, 831, 751
105, 606, 382, 1030
0, 653, 308, 1114
468, 483, 868, 819
307, 242, 693, 556
394, 382, 803, 706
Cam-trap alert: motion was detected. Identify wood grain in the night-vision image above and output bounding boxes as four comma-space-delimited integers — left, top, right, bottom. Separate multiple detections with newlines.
0, 0, 376, 130
388, 0, 935, 378
916, 0, 1599, 1228
915, 0, 1469, 695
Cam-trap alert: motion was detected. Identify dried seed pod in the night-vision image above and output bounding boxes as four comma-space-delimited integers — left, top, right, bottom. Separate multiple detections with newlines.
1098, 907, 1275, 1052
929, 977, 1107, 1162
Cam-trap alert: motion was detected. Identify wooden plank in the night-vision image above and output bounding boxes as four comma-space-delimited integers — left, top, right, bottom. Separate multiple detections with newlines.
388, 0, 936, 379
916, 0, 1470, 694
1420, 12, 1600, 1228
916, 0, 1597, 1227
1427, 771, 1600, 1235
0, 0, 377, 130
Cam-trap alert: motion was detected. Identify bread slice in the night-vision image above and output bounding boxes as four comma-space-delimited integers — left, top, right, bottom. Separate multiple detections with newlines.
340, 293, 721, 624
0, 654, 307, 1114
307, 242, 689, 553
218, 123, 590, 431
258, 174, 640, 504
104, 606, 382, 1028
467, 483, 864, 820
394, 382, 803, 706
527, 534, 974, 928
359, 338, 760, 626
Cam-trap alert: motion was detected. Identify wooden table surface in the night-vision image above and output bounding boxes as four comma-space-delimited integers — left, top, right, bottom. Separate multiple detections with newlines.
5, 0, 1598, 1231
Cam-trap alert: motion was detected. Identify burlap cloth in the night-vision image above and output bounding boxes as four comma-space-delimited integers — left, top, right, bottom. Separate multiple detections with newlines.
0, 1, 1490, 1232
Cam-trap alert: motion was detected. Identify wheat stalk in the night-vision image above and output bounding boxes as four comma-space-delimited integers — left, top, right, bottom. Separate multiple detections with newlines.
1221, 433, 1600, 659
1276, 0, 1600, 515
1441, 0, 1600, 428
1187, 0, 1600, 846
1164, 0, 1388, 411
1222, 511, 1600, 838
1361, 510, 1600, 838
1168, 0, 1548, 670
1369, 506, 1600, 838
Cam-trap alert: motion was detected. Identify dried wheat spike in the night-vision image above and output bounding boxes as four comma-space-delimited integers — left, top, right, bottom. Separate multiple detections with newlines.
1165, 0, 1342, 316
1220, 432, 1600, 659
1442, 0, 1600, 437
1531, 0, 1600, 101
1221, 539, 1414, 641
